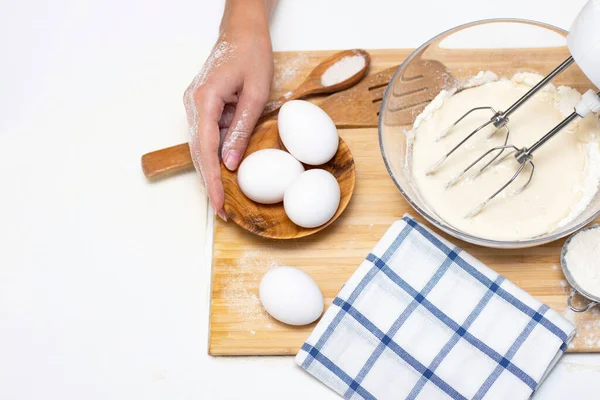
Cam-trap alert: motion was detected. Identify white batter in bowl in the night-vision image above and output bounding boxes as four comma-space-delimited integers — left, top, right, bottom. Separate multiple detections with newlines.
409, 72, 600, 241
378, 19, 600, 248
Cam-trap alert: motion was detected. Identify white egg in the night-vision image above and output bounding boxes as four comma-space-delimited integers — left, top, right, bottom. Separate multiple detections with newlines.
284, 169, 341, 228
278, 100, 339, 165
237, 149, 304, 204
259, 266, 324, 326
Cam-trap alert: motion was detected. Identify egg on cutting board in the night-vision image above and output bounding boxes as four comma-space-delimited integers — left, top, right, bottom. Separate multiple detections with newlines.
259, 266, 324, 326
278, 100, 339, 165
284, 169, 341, 228
237, 149, 305, 204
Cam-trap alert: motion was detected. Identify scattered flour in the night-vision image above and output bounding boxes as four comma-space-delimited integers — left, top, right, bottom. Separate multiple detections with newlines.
584, 333, 600, 348
272, 53, 309, 90
321, 54, 366, 87
220, 251, 279, 330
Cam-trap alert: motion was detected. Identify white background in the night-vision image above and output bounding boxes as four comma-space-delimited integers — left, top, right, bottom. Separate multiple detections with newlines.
2, 0, 600, 399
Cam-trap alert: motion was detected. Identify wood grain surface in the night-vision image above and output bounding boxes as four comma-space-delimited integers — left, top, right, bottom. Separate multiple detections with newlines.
210, 48, 600, 355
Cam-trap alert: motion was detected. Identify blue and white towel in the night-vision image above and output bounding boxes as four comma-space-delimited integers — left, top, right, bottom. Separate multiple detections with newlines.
296, 215, 575, 400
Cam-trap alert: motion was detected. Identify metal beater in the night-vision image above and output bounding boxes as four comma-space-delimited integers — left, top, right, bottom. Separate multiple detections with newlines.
426, 57, 574, 176
427, 0, 600, 217
452, 90, 600, 218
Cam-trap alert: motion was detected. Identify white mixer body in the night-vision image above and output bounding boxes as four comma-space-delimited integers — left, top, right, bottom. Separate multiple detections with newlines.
568, 0, 600, 88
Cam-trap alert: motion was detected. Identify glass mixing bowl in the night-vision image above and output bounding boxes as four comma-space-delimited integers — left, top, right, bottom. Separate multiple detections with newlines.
379, 19, 600, 248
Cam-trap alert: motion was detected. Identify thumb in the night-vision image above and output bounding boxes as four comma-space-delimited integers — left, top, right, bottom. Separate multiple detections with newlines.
221, 90, 268, 171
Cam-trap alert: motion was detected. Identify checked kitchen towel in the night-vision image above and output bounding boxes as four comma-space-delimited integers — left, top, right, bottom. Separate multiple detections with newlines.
296, 215, 575, 400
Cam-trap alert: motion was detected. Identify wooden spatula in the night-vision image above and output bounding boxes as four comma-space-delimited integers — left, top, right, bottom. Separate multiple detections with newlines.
383, 58, 457, 126
141, 65, 400, 179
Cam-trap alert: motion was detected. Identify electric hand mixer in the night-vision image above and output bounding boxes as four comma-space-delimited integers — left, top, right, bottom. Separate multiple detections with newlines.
427, 0, 600, 218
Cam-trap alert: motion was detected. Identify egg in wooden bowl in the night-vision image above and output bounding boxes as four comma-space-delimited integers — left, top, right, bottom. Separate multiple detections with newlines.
221, 105, 355, 240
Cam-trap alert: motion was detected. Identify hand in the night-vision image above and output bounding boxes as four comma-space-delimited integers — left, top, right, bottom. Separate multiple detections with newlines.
184, 1, 274, 220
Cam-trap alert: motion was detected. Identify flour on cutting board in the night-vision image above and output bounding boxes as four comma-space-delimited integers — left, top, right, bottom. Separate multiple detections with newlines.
272, 53, 309, 90
561, 300, 600, 348
220, 251, 279, 330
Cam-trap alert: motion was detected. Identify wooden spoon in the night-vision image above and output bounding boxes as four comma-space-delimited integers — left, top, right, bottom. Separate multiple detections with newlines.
221, 119, 355, 239
261, 49, 370, 116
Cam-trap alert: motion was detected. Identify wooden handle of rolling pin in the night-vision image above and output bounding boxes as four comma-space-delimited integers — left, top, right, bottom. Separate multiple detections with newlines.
141, 143, 193, 179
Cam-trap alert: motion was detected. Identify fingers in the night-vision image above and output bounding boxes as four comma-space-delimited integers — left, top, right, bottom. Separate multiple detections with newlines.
221, 87, 269, 171
188, 88, 227, 218
219, 104, 236, 129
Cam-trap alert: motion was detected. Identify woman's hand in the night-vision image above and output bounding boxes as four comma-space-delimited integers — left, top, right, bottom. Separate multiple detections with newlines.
184, 0, 274, 220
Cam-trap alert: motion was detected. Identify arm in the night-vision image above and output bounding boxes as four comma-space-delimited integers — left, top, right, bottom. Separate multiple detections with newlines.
184, 0, 276, 220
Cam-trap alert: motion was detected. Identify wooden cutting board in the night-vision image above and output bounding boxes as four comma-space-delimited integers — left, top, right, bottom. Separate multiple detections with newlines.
209, 49, 600, 355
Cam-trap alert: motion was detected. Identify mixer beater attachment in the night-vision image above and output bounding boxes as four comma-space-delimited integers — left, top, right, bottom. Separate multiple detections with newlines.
419, 0, 600, 218
426, 56, 575, 176
452, 90, 600, 218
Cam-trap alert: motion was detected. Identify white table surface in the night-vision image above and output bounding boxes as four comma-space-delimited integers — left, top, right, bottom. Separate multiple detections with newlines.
2, 0, 600, 398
